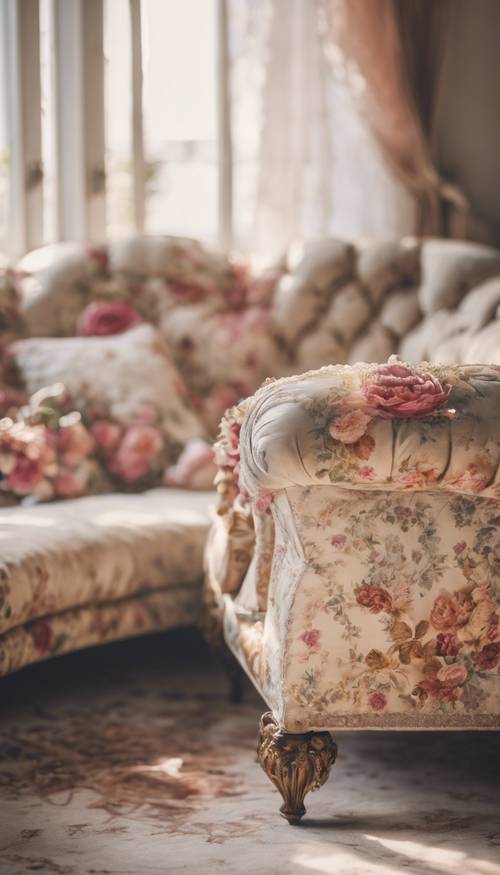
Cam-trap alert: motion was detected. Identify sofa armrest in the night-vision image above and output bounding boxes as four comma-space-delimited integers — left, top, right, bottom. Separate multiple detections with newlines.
239, 359, 500, 500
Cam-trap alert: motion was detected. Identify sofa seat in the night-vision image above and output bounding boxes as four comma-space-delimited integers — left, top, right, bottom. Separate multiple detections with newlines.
0, 488, 214, 676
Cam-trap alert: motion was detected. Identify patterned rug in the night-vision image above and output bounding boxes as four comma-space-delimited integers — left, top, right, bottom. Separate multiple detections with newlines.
0, 630, 499, 875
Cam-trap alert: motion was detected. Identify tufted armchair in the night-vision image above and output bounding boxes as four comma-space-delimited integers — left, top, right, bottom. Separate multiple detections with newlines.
204, 358, 500, 823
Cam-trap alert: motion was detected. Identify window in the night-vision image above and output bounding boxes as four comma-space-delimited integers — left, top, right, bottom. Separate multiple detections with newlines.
0, 0, 231, 258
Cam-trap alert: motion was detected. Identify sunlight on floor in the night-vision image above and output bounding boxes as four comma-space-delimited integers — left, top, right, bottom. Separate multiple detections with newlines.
134, 757, 184, 778
293, 836, 500, 875
293, 848, 397, 875
365, 834, 500, 875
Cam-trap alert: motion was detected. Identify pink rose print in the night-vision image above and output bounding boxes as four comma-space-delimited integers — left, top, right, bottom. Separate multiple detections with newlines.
356, 465, 375, 481
436, 663, 467, 688
54, 469, 86, 498
300, 629, 321, 651
56, 422, 94, 466
329, 410, 372, 444
90, 420, 123, 453
111, 424, 163, 482
453, 541, 466, 555
331, 534, 346, 548
368, 691, 387, 711
364, 358, 451, 418
6, 457, 43, 494
77, 300, 143, 336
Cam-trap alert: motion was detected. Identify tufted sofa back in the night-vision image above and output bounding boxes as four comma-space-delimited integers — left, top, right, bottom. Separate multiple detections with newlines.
10, 235, 500, 411
271, 237, 500, 370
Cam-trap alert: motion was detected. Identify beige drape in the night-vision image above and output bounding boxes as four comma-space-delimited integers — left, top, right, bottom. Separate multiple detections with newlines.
325, 0, 488, 240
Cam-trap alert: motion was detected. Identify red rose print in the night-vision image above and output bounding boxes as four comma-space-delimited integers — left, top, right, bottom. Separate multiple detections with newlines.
412, 678, 460, 706
31, 620, 54, 654
77, 300, 143, 336
453, 541, 466, 555
368, 691, 387, 711
435, 633, 461, 658
355, 584, 392, 614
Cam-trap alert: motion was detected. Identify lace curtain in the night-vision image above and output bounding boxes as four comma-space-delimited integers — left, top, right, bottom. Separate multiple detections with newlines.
228, 0, 415, 260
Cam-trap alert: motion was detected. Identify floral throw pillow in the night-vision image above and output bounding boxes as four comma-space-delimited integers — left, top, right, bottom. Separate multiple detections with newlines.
0, 384, 109, 505
4, 325, 208, 494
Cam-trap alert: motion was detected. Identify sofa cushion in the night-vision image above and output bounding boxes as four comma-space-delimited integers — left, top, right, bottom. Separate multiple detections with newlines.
419, 239, 500, 314
17, 243, 97, 336
356, 239, 420, 306
10, 324, 201, 435
7, 326, 207, 492
457, 277, 500, 333
17, 237, 236, 337
161, 302, 281, 428
460, 321, 500, 366
0, 487, 214, 640
273, 240, 354, 344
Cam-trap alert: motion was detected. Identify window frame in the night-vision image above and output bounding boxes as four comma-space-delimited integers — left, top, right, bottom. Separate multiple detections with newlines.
0, 0, 233, 258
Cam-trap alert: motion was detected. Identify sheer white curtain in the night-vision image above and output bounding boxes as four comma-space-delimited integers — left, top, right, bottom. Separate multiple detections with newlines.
228, 0, 415, 260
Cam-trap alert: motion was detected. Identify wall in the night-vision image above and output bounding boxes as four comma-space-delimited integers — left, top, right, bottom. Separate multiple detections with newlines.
436, 0, 500, 241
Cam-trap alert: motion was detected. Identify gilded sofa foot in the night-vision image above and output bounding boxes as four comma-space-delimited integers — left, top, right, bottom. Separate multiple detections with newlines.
257, 711, 337, 824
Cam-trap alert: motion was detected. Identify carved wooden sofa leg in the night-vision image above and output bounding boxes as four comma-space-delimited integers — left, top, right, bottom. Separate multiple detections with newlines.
257, 711, 337, 824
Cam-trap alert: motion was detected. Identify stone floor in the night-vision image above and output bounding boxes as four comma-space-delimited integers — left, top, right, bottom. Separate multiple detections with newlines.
0, 629, 499, 875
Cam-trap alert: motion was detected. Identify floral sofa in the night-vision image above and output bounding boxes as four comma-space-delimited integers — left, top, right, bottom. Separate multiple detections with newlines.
1, 234, 500, 682
206, 359, 500, 822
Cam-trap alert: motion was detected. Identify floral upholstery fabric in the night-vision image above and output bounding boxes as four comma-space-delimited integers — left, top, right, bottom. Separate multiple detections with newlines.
13, 236, 500, 422
207, 361, 500, 731
14, 237, 283, 434
2, 234, 500, 681
0, 585, 198, 678
9, 324, 203, 444
2, 326, 207, 498
0, 488, 213, 676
